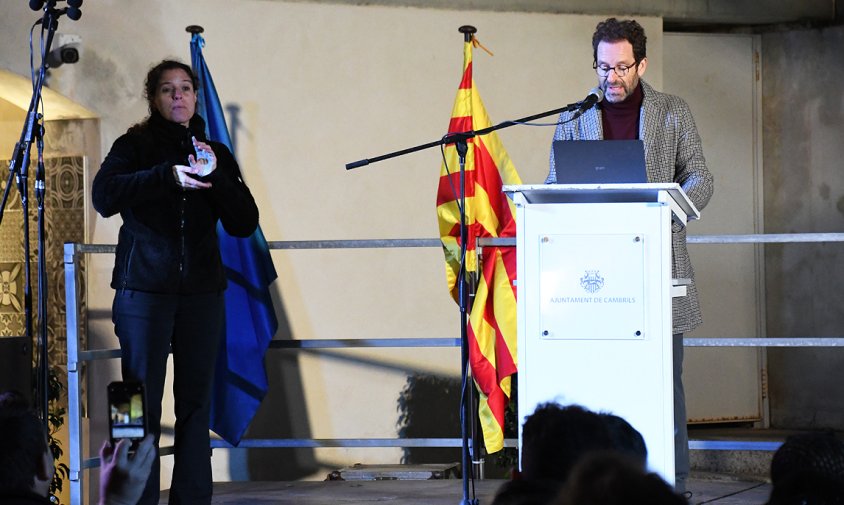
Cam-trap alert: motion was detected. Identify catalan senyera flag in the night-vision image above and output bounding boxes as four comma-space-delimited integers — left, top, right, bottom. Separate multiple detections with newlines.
435, 37, 521, 453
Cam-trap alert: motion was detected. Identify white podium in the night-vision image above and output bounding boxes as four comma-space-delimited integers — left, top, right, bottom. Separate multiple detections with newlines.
505, 183, 699, 483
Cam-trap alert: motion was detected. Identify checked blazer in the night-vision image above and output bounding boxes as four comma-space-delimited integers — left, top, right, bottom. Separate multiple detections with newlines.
545, 80, 715, 333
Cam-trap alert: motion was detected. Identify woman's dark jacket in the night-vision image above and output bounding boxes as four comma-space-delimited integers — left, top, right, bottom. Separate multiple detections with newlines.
92, 111, 259, 294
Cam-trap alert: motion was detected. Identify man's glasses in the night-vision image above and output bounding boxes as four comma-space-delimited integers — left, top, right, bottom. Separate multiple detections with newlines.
593, 61, 638, 77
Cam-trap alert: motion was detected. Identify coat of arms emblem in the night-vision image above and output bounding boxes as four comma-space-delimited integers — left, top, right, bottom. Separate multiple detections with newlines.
580, 270, 604, 294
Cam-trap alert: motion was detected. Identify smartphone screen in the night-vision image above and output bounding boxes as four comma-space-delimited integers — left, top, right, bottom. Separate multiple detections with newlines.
107, 381, 147, 450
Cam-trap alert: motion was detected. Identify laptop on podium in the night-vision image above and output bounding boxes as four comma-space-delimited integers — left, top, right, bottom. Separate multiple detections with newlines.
552, 139, 648, 184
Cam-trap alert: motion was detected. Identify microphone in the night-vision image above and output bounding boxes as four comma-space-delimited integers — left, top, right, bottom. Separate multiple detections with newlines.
67, 0, 83, 21
66, 6, 82, 20
571, 87, 604, 119
28, 1, 83, 20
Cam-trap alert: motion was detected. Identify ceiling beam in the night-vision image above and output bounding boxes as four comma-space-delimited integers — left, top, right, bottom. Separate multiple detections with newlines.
278, 0, 840, 27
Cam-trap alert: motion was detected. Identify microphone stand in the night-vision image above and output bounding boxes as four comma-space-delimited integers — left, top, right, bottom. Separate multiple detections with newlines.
0, 0, 78, 431
345, 102, 583, 171
346, 62, 587, 505
454, 136, 474, 505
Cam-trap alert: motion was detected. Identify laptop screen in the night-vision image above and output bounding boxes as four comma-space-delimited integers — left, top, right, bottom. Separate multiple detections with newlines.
552, 140, 647, 184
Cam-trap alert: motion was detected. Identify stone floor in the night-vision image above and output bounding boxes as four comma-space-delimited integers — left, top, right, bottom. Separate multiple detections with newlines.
152, 427, 801, 504
160, 473, 772, 504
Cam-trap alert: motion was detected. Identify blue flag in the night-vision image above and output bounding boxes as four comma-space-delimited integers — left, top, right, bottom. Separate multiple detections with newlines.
190, 33, 279, 445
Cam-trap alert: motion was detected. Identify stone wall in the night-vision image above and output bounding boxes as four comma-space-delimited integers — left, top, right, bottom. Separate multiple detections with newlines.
762, 24, 844, 429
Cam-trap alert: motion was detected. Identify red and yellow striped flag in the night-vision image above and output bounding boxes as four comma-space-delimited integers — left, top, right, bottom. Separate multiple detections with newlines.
435, 36, 521, 453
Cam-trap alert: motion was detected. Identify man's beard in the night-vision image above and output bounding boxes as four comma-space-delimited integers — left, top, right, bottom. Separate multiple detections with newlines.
602, 76, 638, 103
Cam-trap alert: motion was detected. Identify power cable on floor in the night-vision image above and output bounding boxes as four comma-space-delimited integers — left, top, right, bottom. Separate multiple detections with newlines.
695, 482, 768, 505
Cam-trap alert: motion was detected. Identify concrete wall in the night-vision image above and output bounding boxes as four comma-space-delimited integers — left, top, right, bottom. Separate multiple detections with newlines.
762, 25, 844, 429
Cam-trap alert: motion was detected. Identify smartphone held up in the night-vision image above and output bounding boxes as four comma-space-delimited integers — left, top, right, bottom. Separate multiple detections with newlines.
107, 381, 148, 451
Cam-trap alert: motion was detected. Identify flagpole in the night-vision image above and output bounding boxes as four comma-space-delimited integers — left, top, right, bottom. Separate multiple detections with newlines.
187, 25, 281, 448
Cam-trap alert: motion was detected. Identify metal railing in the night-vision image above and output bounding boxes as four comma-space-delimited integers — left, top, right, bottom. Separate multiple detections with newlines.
64, 234, 844, 504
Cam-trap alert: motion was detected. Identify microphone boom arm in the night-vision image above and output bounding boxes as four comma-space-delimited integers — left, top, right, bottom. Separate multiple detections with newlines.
345, 99, 588, 170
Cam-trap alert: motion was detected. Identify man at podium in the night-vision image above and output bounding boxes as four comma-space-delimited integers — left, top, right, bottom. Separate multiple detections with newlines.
544, 17, 715, 493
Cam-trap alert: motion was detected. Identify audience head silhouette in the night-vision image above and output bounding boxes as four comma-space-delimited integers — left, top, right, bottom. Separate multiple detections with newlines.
555, 452, 688, 505
599, 412, 648, 469
0, 390, 54, 500
767, 431, 844, 505
493, 403, 664, 505
520, 403, 615, 482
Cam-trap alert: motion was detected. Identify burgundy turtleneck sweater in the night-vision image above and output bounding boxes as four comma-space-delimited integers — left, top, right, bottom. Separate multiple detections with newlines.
600, 82, 643, 140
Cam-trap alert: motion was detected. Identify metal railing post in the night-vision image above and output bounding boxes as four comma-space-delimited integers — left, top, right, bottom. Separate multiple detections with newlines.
64, 242, 83, 505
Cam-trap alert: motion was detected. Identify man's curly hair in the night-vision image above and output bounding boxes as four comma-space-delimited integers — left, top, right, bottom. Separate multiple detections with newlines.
592, 18, 647, 65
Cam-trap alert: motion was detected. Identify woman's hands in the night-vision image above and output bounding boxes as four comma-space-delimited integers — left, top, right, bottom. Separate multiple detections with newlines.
172, 137, 217, 190
190, 137, 217, 176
